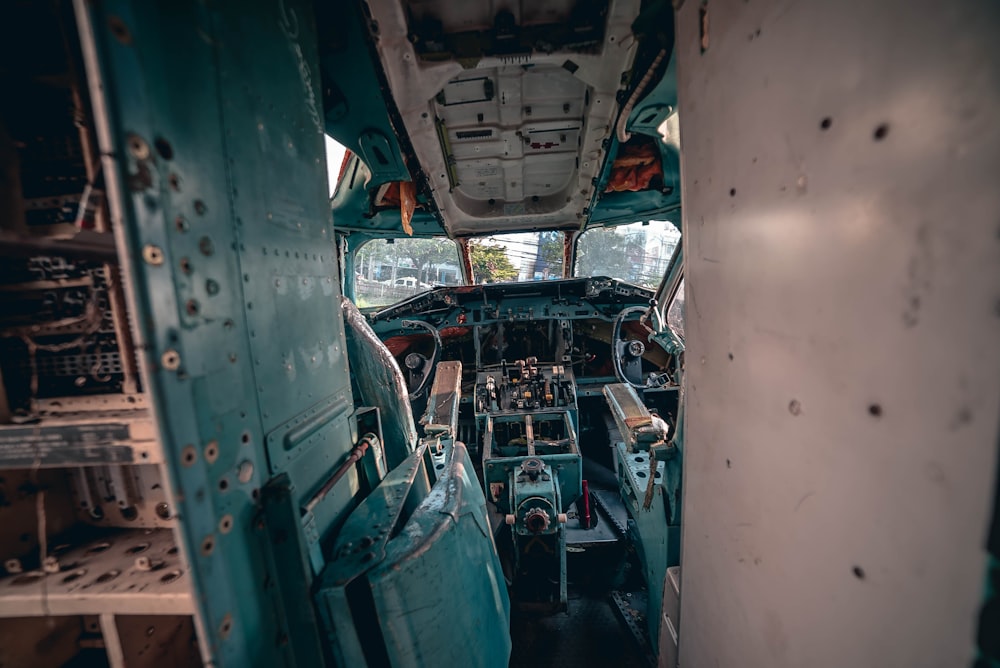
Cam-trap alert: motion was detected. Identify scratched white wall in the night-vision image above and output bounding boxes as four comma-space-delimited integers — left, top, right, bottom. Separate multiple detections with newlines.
675, 0, 1000, 665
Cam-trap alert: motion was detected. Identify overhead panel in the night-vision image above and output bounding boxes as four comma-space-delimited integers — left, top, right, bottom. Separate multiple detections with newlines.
365, 0, 640, 236
439, 66, 584, 215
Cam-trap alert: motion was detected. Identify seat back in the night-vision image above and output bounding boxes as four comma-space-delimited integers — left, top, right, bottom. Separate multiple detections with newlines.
341, 297, 417, 468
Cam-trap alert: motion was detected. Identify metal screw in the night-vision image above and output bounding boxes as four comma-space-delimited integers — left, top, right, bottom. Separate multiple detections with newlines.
127, 134, 150, 160
142, 244, 164, 265
161, 350, 180, 370
199, 236, 215, 256
204, 440, 219, 464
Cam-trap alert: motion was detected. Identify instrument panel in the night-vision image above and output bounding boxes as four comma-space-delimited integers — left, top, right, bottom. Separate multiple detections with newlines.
366, 277, 668, 389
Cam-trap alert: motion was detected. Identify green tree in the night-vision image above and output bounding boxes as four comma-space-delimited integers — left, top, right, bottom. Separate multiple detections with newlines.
401, 238, 458, 284
356, 237, 458, 283
536, 231, 564, 277
469, 240, 518, 283
575, 227, 632, 280
355, 239, 393, 279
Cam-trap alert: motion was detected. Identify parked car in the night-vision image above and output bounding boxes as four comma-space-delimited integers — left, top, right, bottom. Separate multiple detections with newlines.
383, 276, 431, 289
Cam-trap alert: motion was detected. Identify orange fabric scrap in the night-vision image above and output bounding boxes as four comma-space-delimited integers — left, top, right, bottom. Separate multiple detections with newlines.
605, 141, 662, 193
400, 181, 416, 236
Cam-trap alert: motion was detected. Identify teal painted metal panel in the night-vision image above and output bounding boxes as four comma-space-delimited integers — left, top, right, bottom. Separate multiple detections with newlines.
79, 1, 356, 664
976, 555, 1000, 667
318, 4, 446, 236
316, 3, 410, 187
331, 155, 445, 235
317, 442, 510, 668
258, 474, 328, 667
371, 445, 509, 668
618, 441, 680, 655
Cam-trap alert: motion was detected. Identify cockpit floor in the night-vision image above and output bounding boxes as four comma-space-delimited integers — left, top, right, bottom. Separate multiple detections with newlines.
471, 444, 652, 667
508, 589, 651, 668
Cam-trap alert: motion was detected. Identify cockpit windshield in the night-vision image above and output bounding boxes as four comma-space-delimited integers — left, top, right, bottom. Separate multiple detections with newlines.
354, 237, 462, 308
352, 220, 681, 307
575, 220, 680, 289
469, 232, 565, 283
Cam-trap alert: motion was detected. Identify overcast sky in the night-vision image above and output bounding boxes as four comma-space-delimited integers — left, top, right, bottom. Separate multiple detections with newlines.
325, 135, 346, 196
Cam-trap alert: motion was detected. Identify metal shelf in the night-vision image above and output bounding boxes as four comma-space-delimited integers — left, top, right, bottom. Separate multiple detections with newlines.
0, 408, 157, 469
0, 528, 192, 617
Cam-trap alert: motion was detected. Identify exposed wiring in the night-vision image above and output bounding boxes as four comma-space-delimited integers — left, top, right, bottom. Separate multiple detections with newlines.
16, 290, 104, 353
89, 342, 112, 383
616, 48, 668, 144
16, 287, 105, 412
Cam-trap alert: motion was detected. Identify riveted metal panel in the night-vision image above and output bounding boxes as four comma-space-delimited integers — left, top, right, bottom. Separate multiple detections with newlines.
675, 1, 1000, 667
76, 0, 355, 664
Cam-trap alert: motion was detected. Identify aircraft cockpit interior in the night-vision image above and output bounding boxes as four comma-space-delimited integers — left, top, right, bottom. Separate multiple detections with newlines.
0, 1, 995, 667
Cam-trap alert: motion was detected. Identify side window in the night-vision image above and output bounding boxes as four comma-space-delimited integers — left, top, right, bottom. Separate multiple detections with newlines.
353, 237, 461, 308
666, 278, 685, 342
